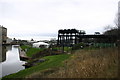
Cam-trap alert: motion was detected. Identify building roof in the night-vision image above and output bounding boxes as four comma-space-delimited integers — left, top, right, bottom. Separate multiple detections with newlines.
33, 42, 49, 45
33, 42, 49, 48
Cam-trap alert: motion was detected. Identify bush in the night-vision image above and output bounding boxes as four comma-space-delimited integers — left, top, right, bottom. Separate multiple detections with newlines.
72, 42, 85, 50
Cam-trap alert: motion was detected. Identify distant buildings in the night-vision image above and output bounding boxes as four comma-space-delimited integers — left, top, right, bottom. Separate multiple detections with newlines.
6, 37, 13, 44
0, 25, 7, 44
94, 32, 100, 35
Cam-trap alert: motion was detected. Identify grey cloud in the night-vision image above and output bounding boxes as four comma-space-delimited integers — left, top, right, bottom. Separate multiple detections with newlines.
0, 0, 119, 40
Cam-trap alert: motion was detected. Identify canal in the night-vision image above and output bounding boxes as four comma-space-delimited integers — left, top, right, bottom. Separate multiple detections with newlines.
0, 45, 25, 78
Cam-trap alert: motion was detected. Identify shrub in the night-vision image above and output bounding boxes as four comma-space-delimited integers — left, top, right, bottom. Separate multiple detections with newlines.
72, 42, 85, 50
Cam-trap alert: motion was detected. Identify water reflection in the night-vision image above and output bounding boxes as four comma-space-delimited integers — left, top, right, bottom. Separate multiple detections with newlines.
2, 46, 7, 62
0, 45, 12, 62
6, 45, 12, 51
0, 45, 2, 78
0, 45, 25, 77
0, 45, 2, 62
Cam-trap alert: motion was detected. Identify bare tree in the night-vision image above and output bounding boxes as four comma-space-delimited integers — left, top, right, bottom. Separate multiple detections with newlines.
103, 13, 119, 35
114, 13, 118, 28
104, 25, 114, 31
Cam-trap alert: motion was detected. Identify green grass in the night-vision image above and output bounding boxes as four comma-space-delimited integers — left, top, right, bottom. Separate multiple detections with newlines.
45, 47, 118, 78
52, 47, 72, 52
2, 54, 72, 79
93, 43, 116, 48
21, 45, 44, 57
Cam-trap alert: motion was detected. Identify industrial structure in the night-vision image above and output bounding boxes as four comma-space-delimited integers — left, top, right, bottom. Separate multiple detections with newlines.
0, 25, 7, 44
57, 29, 117, 47
57, 29, 85, 46
0, 25, 7, 62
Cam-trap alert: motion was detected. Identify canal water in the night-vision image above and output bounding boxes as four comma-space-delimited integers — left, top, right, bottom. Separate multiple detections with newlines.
0, 45, 25, 78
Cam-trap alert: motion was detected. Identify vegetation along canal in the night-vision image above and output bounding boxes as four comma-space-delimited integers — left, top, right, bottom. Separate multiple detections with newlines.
0, 45, 26, 78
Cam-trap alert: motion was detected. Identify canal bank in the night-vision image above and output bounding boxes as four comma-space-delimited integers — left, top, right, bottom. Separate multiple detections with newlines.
18, 47, 30, 61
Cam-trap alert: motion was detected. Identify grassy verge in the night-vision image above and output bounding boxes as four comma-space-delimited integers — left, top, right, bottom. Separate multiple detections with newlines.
20, 45, 44, 57
46, 47, 118, 78
51, 46, 72, 52
2, 54, 72, 79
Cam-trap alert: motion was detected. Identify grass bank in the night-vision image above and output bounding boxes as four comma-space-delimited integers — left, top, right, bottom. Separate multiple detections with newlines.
20, 45, 44, 57
46, 47, 118, 78
2, 54, 71, 79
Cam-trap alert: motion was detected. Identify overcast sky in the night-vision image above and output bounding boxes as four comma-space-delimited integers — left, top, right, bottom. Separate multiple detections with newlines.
0, 0, 119, 40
